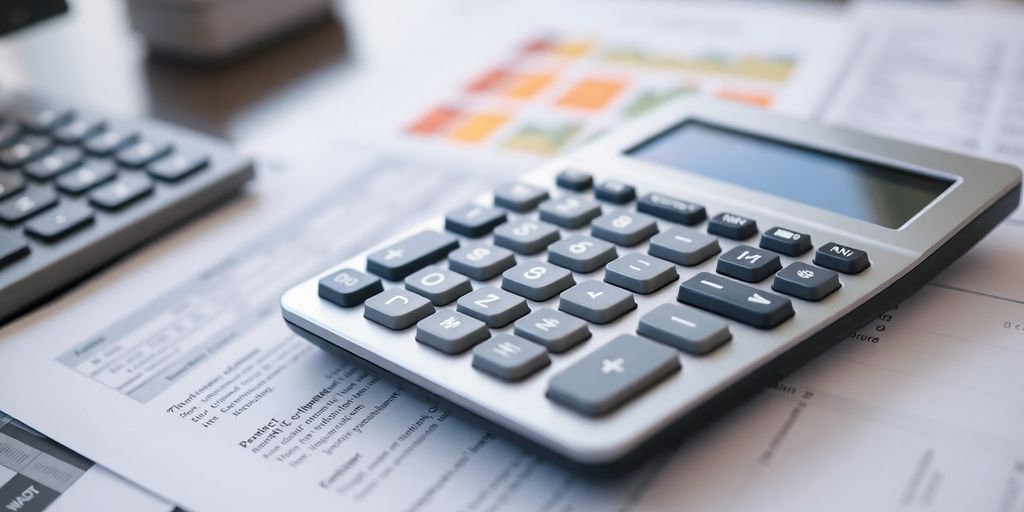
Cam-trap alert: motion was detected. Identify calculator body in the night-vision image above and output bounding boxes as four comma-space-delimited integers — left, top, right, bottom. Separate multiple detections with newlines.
281, 99, 1021, 465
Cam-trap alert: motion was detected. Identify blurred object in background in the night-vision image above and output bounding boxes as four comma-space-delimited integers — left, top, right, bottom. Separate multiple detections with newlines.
0, 0, 66, 36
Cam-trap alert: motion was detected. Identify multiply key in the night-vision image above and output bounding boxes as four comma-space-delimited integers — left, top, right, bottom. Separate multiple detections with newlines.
367, 230, 459, 280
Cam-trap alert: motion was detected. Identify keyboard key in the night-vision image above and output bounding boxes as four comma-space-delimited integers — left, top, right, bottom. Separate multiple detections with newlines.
636, 192, 706, 225
559, 280, 636, 324
814, 242, 870, 274
444, 204, 507, 237
116, 138, 173, 168
716, 245, 782, 283
647, 226, 720, 266
366, 230, 459, 280
0, 171, 25, 200
538, 195, 601, 228
501, 260, 575, 301
708, 212, 757, 240
591, 211, 658, 246
677, 272, 793, 329
55, 159, 117, 194
760, 226, 812, 256
0, 121, 20, 147
546, 334, 680, 416
88, 174, 153, 210
448, 243, 516, 281
0, 135, 53, 167
12, 100, 73, 132
404, 266, 472, 305
364, 288, 434, 330
84, 126, 138, 155
604, 253, 678, 294
148, 151, 208, 181
773, 262, 841, 301
53, 116, 105, 144
493, 219, 559, 255
416, 310, 490, 354
24, 202, 94, 241
547, 234, 616, 273
24, 146, 84, 179
514, 308, 590, 353
638, 304, 731, 355
0, 232, 29, 267
472, 334, 550, 380
318, 268, 383, 307
594, 180, 635, 203
493, 183, 548, 212
456, 285, 530, 328
0, 186, 57, 223
556, 169, 593, 191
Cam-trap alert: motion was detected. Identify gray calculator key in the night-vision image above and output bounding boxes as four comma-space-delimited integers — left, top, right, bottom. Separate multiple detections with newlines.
0, 135, 52, 167
318, 268, 383, 307
590, 211, 658, 247
24, 202, 94, 241
547, 234, 616, 273
84, 127, 138, 156
148, 151, 208, 181
364, 288, 434, 330
493, 183, 548, 212
24, 146, 84, 180
648, 226, 720, 266
416, 310, 490, 354
88, 174, 153, 210
604, 253, 678, 294
678, 272, 793, 329
716, 245, 781, 283
538, 195, 601, 228
493, 219, 559, 255
0, 186, 58, 223
501, 260, 575, 301
0, 232, 29, 267
559, 280, 636, 324
547, 334, 680, 416
814, 242, 870, 274
0, 171, 26, 200
116, 137, 173, 168
514, 308, 590, 352
445, 204, 507, 237
0, 121, 18, 147
708, 212, 757, 240
638, 304, 731, 355
594, 180, 635, 204
555, 169, 593, 191
472, 334, 550, 380
55, 159, 116, 194
404, 265, 472, 305
448, 243, 516, 281
772, 262, 841, 301
53, 116, 105, 144
457, 285, 530, 328
367, 230, 459, 280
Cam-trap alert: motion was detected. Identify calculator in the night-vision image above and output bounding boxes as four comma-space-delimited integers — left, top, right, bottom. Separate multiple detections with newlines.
280, 99, 1021, 465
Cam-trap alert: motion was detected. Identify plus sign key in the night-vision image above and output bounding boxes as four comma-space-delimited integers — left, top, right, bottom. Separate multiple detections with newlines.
366, 230, 459, 280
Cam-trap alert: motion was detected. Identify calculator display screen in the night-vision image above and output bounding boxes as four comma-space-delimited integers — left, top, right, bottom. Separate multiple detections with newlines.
626, 121, 953, 228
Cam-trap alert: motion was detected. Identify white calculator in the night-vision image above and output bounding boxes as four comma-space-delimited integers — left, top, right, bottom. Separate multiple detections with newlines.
281, 100, 1021, 465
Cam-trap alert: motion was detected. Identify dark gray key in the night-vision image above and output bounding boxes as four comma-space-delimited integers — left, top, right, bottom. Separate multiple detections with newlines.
445, 204, 507, 237
648, 226, 720, 266
559, 280, 636, 324
760, 226, 812, 256
814, 242, 870, 274
24, 202, 94, 241
501, 260, 575, 301
556, 169, 593, 191
773, 262, 841, 301
493, 183, 548, 212
0, 186, 57, 223
318, 268, 383, 307
53, 116, 105, 144
0, 135, 52, 167
84, 127, 138, 155
88, 174, 153, 210
0, 232, 29, 267
416, 310, 490, 354
448, 243, 515, 281
493, 219, 559, 255
594, 180, 635, 204
590, 211, 658, 246
55, 159, 117, 194
514, 308, 590, 352
638, 304, 731, 355
538, 195, 601, 228
716, 245, 781, 283
116, 138, 173, 168
547, 234, 616, 273
604, 253, 677, 294
404, 265, 472, 305
0, 171, 25, 200
473, 334, 550, 380
0, 121, 19, 147
547, 334, 680, 416
11, 100, 72, 132
364, 288, 434, 330
366, 230, 459, 280
637, 192, 706, 225
708, 212, 757, 240
24, 146, 84, 180
148, 151, 208, 181
677, 272, 793, 329
456, 285, 530, 328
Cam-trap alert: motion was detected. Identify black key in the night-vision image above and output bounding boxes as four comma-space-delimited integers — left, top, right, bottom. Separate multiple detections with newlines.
716, 245, 782, 283
0, 171, 26, 200
556, 169, 593, 191
88, 174, 153, 210
11, 100, 73, 132
366, 230, 459, 280
148, 151, 208, 181
116, 138, 173, 168
760, 226, 812, 256
493, 183, 548, 212
0, 232, 29, 267
677, 272, 793, 329
0, 135, 53, 167
708, 212, 757, 240
0, 186, 58, 223
56, 159, 117, 194
594, 180, 635, 203
24, 202, 94, 241
773, 262, 841, 301
444, 204, 507, 237
53, 116, 106, 144
318, 268, 383, 307
0, 120, 20, 147
84, 127, 138, 156
814, 242, 870, 274
23, 146, 84, 180
636, 192, 706, 225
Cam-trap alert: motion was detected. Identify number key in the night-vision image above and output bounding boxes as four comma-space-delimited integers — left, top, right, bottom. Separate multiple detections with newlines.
538, 195, 601, 228
364, 288, 435, 330
501, 260, 575, 301
590, 210, 658, 246
559, 280, 636, 324
448, 243, 516, 281
493, 219, 559, 254
318, 268, 383, 307
445, 204, 507, 237
493, 183, 548, 212
404, 265, 472, 305
456, 285, 530, 328
547, 234, 616, 273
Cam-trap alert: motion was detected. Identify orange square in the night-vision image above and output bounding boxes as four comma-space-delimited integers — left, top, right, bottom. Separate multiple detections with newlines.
407, 106, 462, 135
504, 73, 555, 100
447, 113, 509, 143
556, 78, 626, 111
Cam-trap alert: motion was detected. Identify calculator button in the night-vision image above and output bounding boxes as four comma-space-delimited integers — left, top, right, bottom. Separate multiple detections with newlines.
493, 219, 559, 255
84, 127, 138, 156
0, 135, 53, 167
648, 226, 720, 266
760, 226, 811, 256
677, 272, 794, 329
637, 304, 731, 355
0, 186, 58, 223
773, 262, 841, 301
0, 232, 29, 267
364, 288, 435, 330
318, 268, 383, 307
24, 202, 94, 241
559, 280, 636, 324
448, 243, 516, 281
444, 204, 507, 237
148, 151, 208, 181
415, 310, 490, 354
547, 234, 617, 273
814, 242, 870, 274
88, 174, 153, 210
716, 245, 782, 283
513, 308, 591, 353
636, 192, 706, 225
0, 121, 20, 147
472, 334, 550, 380
555, 169, 593, 191
539, 196, 602, 228
493, 183, 548, 212
53, 116, 105, 144
456, 285, 530, 328
367, 230, 459, 280
24, 146, 84, 180
116, 138, 173, 168
502, 260, 575, 301
0, 171, 26, 200
12, 101, 72, 132
404, 266, 472, 305
708, 212, 757, 240
604, 253, 678, 294
590, 211, 658, 247
55, 159, 117, 194
546, 334, 680, 416
594, 180, 635, 204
